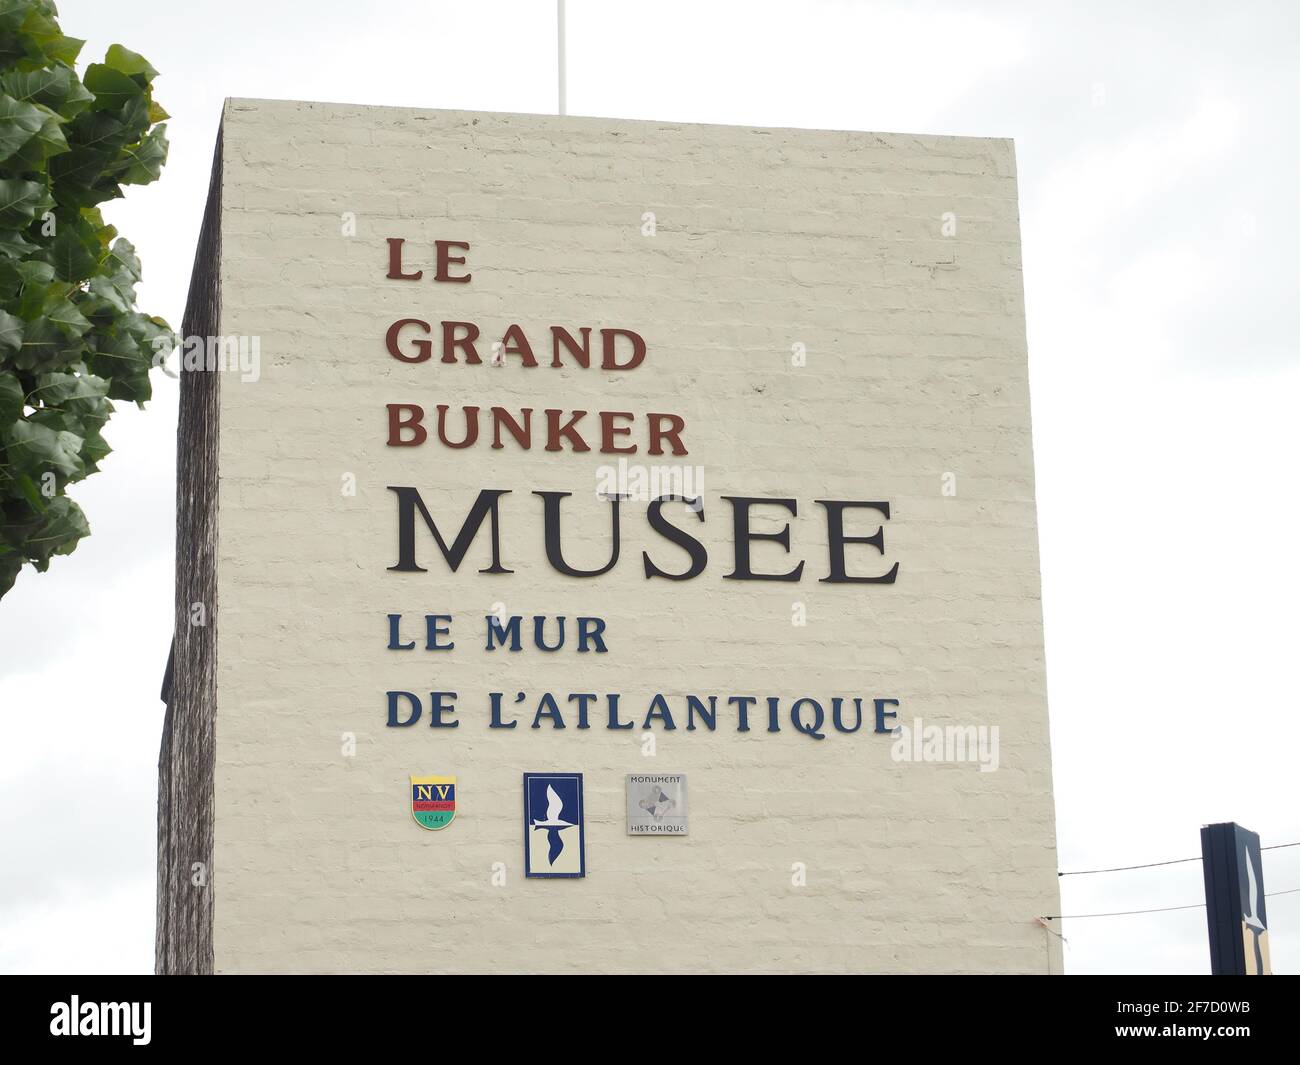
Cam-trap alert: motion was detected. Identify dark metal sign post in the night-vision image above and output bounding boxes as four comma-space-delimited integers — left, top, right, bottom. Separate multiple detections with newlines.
1201, 822, 1271, 975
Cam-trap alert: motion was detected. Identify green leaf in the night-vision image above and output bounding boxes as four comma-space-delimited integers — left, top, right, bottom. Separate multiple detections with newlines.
114, 93, 150, 140
82, 63, 144, 112
1, 64, 96, 120
9, 257, 55, 314
0, 91, 44, 162
6, 416, 84, 478
94, 323, 153, 402
19, 4, 84, 67
47, 110, 131, 205
0, 556, 21, 597
11, 258, 57, 317
118, 123, 167, 185
0, 228, 36, 258
43, 295, 92, 338
79, 423, 110, 469
0, 306, 22, 355
11, 314, 82, 372
48, 210, 105, 282
0, 365, 22, 422
18, 6, 83, 68
0, 177, 53, 228
20, 495, 92, 566
104, 44, 158, 82
10, 472, 44, 509
8, 105, 68, 169
45, 36, 86, 68
104, 237, 141, 284
0, 2, 34, 34
86, 272, 129, 313
33, 368, 108, 407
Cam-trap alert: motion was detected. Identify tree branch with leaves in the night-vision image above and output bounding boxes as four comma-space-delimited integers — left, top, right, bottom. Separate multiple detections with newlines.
0, 0, 173, 598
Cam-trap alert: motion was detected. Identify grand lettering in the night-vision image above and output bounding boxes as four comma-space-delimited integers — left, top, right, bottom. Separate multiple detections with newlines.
383, 237, 688, 455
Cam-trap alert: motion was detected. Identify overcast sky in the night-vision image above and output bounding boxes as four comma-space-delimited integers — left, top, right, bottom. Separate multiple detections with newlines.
1, 0, 1297, 975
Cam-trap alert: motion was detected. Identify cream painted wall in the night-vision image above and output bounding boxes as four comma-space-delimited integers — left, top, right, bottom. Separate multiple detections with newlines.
211, 99, 1060, 973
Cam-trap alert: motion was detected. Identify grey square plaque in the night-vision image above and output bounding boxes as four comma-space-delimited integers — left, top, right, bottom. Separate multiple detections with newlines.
626, 774, 689, 835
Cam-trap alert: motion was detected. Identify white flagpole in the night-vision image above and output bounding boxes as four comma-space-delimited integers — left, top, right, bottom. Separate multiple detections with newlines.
558, 0, 567, 115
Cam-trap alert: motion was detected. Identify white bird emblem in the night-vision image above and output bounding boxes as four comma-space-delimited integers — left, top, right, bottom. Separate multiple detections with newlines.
532, 784, 575, 865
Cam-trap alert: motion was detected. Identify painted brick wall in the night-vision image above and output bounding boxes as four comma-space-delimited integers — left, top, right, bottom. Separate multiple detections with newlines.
206, 98, 1060, 973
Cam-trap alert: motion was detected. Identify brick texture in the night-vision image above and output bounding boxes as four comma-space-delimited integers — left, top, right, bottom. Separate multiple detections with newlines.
180, 99, 1061, 973
156, 131, 222, 974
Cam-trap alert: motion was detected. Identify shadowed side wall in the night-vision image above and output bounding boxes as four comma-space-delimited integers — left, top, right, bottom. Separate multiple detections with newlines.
155, 131, 222, 975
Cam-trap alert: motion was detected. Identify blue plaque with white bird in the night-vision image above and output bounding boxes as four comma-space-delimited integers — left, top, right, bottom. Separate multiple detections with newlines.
523, 773, 585, 878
